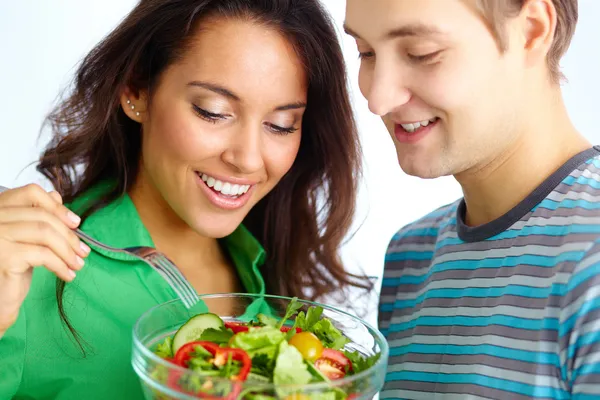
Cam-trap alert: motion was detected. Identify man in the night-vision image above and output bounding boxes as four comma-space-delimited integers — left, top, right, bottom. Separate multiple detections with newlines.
344, 0, 599, 399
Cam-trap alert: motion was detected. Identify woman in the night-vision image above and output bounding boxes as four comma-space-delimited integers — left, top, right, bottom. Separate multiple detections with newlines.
0, 0, 369, 398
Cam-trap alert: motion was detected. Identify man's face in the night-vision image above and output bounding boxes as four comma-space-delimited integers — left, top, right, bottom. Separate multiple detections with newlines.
345, 0, 529, 179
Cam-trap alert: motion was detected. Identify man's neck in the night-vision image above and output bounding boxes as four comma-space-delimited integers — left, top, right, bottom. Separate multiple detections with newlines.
456, 89, 590, 227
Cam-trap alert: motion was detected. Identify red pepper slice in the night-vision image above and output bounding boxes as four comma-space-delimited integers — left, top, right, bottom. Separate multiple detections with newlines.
213, 348, 251, 381
224, 321, 250, 333
174, 341, 251, 381
174, 341, 220, 367
168, 341, 250, 399
280, 326, 302, 333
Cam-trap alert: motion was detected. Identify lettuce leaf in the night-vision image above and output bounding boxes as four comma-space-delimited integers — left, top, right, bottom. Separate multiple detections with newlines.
198, 326, 233, 345
273, 340, 312, 395
229, 326, 285, 358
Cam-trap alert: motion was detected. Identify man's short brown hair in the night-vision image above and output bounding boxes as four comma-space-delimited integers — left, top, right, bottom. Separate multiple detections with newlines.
477, 0, 578, 83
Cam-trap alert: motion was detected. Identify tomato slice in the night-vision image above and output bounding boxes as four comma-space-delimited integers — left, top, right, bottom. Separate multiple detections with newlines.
314, 349, 352, 380
224, 321, 250, 333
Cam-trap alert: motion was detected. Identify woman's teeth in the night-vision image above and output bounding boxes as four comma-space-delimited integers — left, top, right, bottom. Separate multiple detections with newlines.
200, 173, 251, 197
400, 117, 438, 133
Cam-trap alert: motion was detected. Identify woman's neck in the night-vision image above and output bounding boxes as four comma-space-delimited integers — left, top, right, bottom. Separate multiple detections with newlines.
128, 171, 226, 270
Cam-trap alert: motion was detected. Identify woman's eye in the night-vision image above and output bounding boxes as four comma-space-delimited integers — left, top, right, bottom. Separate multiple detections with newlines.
266, 123, 298, 135
193, 105, 227, 123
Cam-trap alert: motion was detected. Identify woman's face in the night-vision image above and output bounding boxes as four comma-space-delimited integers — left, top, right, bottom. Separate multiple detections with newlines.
123, 17, 307, 238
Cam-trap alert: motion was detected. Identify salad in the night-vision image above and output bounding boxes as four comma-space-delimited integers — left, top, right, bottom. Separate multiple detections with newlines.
151, 298, 380, 399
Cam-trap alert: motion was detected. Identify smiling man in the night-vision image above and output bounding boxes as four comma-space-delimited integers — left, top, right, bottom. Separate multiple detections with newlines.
344, 0, 600, 399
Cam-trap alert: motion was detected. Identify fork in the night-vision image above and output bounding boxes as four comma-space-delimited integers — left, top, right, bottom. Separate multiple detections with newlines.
0, 185, 199, 309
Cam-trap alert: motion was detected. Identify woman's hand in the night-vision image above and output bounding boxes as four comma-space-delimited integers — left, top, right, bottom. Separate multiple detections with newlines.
0, 184, 90, 336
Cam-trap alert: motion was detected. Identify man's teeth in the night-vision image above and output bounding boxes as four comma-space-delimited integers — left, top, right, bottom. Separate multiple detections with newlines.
200, 174, 251, 196
400, 117, 438, 133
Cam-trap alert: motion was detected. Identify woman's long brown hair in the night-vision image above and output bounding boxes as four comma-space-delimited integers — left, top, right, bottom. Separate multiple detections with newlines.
38, 0, 372, 353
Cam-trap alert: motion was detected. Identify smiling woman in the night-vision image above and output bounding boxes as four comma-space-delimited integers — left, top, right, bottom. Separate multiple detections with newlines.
0, 0, 370, 399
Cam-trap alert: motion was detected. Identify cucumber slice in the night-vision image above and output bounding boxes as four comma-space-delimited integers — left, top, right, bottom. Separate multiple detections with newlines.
172, 313, 224, 354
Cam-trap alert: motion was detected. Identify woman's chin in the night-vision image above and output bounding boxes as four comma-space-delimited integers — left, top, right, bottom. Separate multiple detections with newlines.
186, 213, 245, 239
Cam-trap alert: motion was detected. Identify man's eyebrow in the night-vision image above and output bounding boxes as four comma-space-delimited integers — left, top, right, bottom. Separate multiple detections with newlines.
385, 23, 444, 39
343, 22, 444, 41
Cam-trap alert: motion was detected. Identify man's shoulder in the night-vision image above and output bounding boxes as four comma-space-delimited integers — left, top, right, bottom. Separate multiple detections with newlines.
386, 199, 461, 254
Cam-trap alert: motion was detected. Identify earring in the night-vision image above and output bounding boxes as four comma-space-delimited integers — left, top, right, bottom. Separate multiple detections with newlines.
127, 99, 140, 117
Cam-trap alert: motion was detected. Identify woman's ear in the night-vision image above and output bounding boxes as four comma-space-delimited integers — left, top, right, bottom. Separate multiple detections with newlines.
120, 87, 148, 123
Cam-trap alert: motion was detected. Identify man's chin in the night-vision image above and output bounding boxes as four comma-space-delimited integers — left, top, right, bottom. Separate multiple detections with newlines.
397, 154, 445, 180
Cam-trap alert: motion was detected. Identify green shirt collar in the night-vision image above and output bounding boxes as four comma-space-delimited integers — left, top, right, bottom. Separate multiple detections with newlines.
68, 182, 266, 294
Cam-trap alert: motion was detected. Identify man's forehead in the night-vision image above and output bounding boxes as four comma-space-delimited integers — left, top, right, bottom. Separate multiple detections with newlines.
344, 0, 477, 42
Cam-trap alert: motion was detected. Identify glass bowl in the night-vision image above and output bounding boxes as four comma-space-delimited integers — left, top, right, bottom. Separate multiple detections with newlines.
132, 293, 388, 399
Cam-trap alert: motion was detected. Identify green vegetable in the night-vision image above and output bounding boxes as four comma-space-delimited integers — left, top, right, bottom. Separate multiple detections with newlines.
257, 313, 279, 327
305, 363, 348, 400
154, 337, 173, 359
198, 326, 234, 345
293, 306, 350, 350
277, 297, 303, 329
305, 360, 329, 382
284, 327, 297, 341
229, 326, 285, 358
251, 353, 275, 378
294, 305, 323, 331
171, 313, 224, 354
273, 340, 312, 396
307, 392, 339, 400
243, 395, 277, 400
343, 350, 381, 374
311, 319, 350, 350
185, 346, 243, 380
246, 372, 271, 383
151, 298, 382, 400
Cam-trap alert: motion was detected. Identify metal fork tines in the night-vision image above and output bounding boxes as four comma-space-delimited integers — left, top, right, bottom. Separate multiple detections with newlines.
0, 185, 199, 309
84, 232, 199, 309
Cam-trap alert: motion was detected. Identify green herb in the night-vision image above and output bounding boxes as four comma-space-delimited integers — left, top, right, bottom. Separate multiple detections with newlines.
343, 351, 381, 374
198, 326, 234, 345
276, 297, 303, 329
154, 337, 173, 359
294, 306, 324, 331
251, 353, 275, 377
311, 319, 350, 350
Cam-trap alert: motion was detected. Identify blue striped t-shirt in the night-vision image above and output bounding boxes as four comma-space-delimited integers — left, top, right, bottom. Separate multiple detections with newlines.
379, 146, 600, 399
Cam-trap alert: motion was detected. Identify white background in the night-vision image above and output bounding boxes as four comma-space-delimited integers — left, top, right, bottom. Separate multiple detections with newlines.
0, 1, 599, 324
